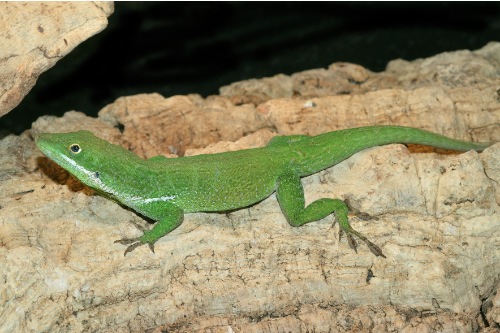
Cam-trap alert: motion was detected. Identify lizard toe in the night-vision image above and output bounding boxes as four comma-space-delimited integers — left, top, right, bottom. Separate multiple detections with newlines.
114, 237, 156, 256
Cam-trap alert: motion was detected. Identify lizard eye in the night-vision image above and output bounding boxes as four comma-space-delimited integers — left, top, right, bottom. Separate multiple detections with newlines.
69, 144, 81, 154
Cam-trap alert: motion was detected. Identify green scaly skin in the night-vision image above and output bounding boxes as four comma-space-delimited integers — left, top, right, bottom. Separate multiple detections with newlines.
35, 126, 492, 257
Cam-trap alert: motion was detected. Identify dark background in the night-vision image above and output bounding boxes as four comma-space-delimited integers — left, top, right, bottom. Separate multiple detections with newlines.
2, 2, 500, 135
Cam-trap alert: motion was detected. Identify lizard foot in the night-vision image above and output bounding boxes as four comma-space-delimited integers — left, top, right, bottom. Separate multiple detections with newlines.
114, 238, 155, 256
339, 227, 386, 258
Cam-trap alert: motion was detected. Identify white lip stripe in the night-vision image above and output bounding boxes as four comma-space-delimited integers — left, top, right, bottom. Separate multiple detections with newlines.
59, 154, 117, 195
58, 154, 176, 205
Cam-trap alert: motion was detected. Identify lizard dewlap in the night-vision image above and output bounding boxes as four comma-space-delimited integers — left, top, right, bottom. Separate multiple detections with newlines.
35, 126, 492, 257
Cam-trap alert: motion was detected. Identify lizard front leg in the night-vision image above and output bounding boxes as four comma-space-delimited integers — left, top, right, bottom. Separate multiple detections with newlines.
115, 202, 184, 256
276, 171, 386, 258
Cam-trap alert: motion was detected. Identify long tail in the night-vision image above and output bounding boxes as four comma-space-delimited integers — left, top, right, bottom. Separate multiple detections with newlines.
295, 125, 492, 176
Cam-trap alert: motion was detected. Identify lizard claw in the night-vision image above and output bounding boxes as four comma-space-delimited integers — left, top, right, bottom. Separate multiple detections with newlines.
114, 238, 155, 256
350, 231, 386, 258
346, 234, 358, 254
337, 221, 386, 258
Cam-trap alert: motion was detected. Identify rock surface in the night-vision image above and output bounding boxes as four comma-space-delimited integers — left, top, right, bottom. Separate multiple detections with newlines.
1, 43, 500, 332
0, 2, 114, 118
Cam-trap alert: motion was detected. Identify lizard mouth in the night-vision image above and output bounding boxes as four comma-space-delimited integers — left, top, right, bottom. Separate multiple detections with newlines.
35, 133, 89, 183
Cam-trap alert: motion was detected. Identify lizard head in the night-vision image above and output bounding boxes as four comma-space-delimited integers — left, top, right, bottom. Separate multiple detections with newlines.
35, 130, 140, 193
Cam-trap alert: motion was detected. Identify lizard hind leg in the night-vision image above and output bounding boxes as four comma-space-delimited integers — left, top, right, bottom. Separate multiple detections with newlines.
276, 172, 386, 258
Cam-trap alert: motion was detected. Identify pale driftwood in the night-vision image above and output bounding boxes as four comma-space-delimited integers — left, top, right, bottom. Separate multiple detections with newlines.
0, 2, 113, 117
1, 43, 499, 332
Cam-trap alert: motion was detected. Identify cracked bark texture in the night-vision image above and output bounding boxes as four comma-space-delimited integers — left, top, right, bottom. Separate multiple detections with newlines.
1, 43, 500, 332
0, 2, 113, 117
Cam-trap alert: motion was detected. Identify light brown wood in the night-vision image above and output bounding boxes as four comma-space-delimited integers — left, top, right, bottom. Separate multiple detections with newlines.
0, 2, 113, 117
1, 43, 499, 332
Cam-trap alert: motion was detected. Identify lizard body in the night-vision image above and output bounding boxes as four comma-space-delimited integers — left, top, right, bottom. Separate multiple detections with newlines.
35, 125, 492, 257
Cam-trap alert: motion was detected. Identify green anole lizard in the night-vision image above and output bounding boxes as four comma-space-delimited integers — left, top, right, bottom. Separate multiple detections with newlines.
35, 126, 492, 257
